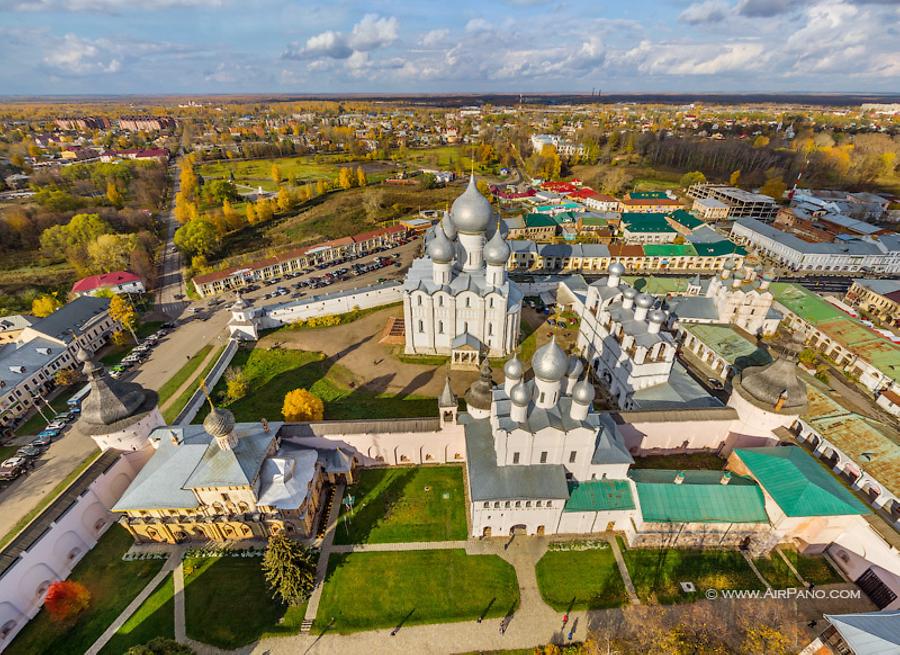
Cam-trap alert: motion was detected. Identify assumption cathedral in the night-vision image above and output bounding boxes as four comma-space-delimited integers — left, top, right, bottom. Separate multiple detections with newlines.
403, 175, 523, 369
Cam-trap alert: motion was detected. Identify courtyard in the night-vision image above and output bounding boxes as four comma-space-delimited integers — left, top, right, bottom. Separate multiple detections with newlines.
314, 549, 519, 633
334, 466, 469, 544
753, 547, 844, 589
535, 543, 628, 610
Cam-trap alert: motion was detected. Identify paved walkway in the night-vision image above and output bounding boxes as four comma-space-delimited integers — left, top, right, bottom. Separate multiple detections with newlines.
174, 556, 187, 642
157, 341, 226, 415
303, 483, 345, 628
607, 535, 640, 604
86, 548, 184, 655
741, 550, 773, 590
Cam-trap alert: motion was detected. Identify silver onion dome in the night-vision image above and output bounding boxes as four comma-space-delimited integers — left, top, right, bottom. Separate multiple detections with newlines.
427, 225, 454, 264
608, 262, 626, 276
531, 335, 569, 382
510, 382, 531, 407
622, 286, 638, 300
566, 356, 584, 378
636, 293, 654, 309
203, 406, 236, 439
504, 353, 524, 380
440, 210, 457, 241
649, 309, 667, 324
483, 227, 511, 266
572, 376, 595, 406
450, 175, 493, 234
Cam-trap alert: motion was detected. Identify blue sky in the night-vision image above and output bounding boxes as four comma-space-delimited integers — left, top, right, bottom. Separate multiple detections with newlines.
0, 0, 897, 95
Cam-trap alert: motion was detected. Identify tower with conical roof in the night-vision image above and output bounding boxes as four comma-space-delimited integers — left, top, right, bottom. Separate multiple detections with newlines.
75, 347, 163, 451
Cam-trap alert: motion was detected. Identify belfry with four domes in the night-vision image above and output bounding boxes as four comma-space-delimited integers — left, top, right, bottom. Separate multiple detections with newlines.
402, 175, 523, 369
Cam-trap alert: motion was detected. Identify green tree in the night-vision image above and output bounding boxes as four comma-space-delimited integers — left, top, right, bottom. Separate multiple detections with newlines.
261, 534, 317, 606
87, 233, 140, 273
126, 638, 196, 655
174, 219, 221, 257
679, 171, 706, 188
223, 366, 249, 402
204, 179, 239, 204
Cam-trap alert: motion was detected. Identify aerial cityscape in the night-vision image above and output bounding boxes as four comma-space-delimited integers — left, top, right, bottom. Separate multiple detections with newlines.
0, 2, 898, 655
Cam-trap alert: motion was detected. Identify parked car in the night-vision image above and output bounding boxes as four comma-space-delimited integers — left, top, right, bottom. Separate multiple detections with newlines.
46, 420, 67, 431
0, 456, 30, 481
16, 445, 42, 459
30, 435, 53, 448
37, 428, 61, 439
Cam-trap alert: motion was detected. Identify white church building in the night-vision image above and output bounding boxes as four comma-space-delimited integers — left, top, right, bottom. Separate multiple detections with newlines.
403, 175, 523, 368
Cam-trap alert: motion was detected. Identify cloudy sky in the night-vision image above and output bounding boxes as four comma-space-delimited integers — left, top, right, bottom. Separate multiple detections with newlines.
0, 0, 898, 95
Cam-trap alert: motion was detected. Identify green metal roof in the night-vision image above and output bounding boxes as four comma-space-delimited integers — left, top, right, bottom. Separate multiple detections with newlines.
670, 209, 704, 229
621, 213, 677, 233
734, 446, 870, 517
631, 469, 769, 524
693, 240, 747, 257
770, 283, 846, 324
564, 479, 635, 512
643, 243, 698, 257
580, 216, 608, 227
681, 323, 773, 367
629, 191, 669, 199
524, 213, 559, 228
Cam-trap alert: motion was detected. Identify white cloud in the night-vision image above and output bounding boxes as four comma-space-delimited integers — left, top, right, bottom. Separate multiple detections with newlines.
40, 33, 195, 76
419, 29, 449, 47
282, 13, 397, 61
679, 0, 731, 24
464, 18, 492, 33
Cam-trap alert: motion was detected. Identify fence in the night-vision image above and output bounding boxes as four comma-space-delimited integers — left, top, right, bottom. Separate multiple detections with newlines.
174, 338, 239, 425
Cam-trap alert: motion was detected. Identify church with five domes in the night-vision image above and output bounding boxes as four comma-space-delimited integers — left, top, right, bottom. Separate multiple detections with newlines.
403, 175, 523, 369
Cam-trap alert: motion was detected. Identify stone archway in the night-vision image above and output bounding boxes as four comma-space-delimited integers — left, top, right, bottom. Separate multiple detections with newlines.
510, 524, 528, 536
482, 526, 492, 538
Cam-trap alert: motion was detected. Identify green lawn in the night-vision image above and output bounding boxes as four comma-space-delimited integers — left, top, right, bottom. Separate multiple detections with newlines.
315, 549, 519, 633
161, 344, 226, 424
6, 526, 164, 655
157, 343, 213, 408
535, 546, 628, 610
199, 346, 437, 423
781, 548, 844, 586
753, 552, 800, 589
197, 155, 392, 193
620, 541, 763, 604
632, 452, 725, 470
184, 556, 305, 649
334, 466, 468, 545
98, 574, 174, 655
13, 391, 75, 437
0, 449, 101, 550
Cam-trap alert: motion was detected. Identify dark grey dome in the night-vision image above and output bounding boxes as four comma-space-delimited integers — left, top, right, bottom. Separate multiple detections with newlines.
572, 376, 595, 405
427, 225, 455, 264
532, 336, 568, 382
636, 293, 654, 309
649, 309, 667, 323
736, 355, 807, 415
483, 228, 510, 266
622, 287, 637, 300
464, 357, 494, 411
608, 262, 625, 276
78, 348, 152, 429
504, 353, 524, 380
203, 406, 236, 438
450, 175, 493, 234
566, 356, 584, 378
510, 382, 531, 407
441, 211, 457, 241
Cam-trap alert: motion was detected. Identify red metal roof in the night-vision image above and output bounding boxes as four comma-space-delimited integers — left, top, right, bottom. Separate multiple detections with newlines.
71, 271, 141, 293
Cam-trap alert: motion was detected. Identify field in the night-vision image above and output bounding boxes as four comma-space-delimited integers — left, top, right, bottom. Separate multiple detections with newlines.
5, 526, 164, 655
199, 346, 437, 422
535, 545, 628, 610
197, 155, 393, 193
184, 556, 305, 649
334, 466, 468, 544
315, 550, 519, 633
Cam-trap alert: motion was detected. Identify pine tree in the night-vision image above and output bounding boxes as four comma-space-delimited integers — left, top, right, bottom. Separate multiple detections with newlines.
261, 534, 317, 606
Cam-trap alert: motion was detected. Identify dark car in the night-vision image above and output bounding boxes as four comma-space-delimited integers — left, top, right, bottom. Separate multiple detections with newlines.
0, 456, 30, 481
30, 435, 53, 448
16, 445, 42, 459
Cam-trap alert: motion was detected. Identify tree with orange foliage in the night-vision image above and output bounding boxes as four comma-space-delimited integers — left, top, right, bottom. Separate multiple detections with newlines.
44, 580, 91, 622
282, 388, 324, 422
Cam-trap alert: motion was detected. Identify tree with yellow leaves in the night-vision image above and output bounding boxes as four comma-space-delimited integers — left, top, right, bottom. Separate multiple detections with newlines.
31, 293, 62, 318
729, 169, 741, 186
271, 163, 282, 185
338, 167, 353, 190
106, 180, 123, 206
277, 187, 293, 213
356, 166, 367, 187
256, 198, 274, 223
316, 179, 327, 196
222, 198, 235, 220
246, 202, 257, 225
282, 388, 324, 422
109, 294, 138, 343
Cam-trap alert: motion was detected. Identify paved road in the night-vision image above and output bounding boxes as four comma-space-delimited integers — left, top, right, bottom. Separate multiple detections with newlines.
155, 160, 189, 319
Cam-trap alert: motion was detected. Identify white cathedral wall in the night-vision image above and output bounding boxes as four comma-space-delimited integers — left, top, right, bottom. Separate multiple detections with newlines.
556, 509, 636, 534
618, 416, 737, 453
470, 503, 565, 537
0, 450, 147, 649
261, 284, 404, 329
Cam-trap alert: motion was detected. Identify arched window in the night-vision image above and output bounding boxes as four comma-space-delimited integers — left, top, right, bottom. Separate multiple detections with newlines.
488, 323, 493, 336
438, 321, 444, 334
417, 295, 423, 306
465, 297, 471, 308
418, 320, 424, 333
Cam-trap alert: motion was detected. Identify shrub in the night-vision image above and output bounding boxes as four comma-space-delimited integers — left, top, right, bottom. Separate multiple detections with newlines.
282, 388, 324, 422
44, 580, 91, 622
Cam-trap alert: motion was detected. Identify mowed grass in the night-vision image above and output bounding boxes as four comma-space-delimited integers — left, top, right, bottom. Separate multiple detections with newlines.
161, 344, 226, 424
334, 466, 468, 544
535, 546, 628, 610
199, 346, 437, 423
620, 541, 763, 604
6, 526, 164, 655
315, 550, 519, 633
184, 556, 306, 649
98, 574, 175, 655
753, 548, 843, 588
632, 452, 725, 470
13, 390, 74, 436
